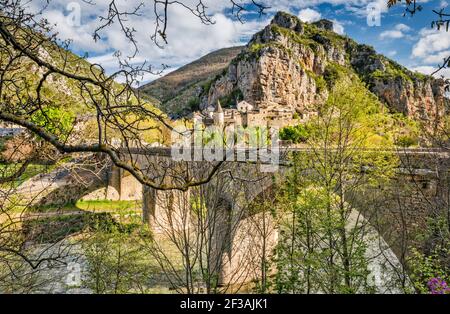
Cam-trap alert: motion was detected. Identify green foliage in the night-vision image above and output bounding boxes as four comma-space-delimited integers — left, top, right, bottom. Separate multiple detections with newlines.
76, 200, 142, 212
247, 40, 294, 60
188, 97, 201, 111
409, 247, 450, 294
271, 24, 319, 53
408, 216, 450, 294
271, 17, 350, 55
267, 13, 428, 90
395, 135, 419, 147
279, 66, 446, 295
279, 124, 311, 143
0, 136, 11, 152
202, 79, 215, 95
249, 43, 264, 53
190, 196, 208, 219
370, 68, 408, 82
310, 75, 420, 150
30, 106, 75, 139
275, 175, 375, 293
387, 58, 427, 81
303, 63, 347, 94
274, 80, 401, 294
219, 89, 244, 108
0, 162, 56, 188
368, 58, 428, 83
412, 71, 429, 81
306, 23, 348, 49
314, 75, 327, 93
22, 212, 139, 243
82, 219, 155, 294
323, 63, 345, 89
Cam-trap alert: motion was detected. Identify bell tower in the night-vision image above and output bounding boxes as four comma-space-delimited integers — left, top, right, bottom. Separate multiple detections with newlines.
213, 100, 224, 126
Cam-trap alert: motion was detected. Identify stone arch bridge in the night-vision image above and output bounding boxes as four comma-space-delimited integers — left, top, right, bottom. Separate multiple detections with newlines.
26, 147, 450, 289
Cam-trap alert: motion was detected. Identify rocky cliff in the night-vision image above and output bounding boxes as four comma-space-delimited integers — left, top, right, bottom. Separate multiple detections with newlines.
348, 43, 447, 122
205, 12, 447, 123
143, 11, 447, 124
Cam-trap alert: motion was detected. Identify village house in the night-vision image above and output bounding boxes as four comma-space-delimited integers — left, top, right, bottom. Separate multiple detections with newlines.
197, 99, 303, 129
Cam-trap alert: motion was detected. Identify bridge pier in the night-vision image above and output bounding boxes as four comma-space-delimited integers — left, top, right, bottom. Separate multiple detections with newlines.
142, 185, 190, 234
107, 166, 122, 200
208, 198, 233, 286
104, 165, 142, 201
216, 211, 279, 287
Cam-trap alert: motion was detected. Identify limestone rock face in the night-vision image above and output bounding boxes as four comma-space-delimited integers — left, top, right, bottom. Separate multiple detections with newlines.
207, 51, 320, 114
349, 44, 447, 122
312, 19, 334, 31
271, 11, 304, 33
371, 77, 447, 122
199, 11, 447, 124
206, 14, 347, 114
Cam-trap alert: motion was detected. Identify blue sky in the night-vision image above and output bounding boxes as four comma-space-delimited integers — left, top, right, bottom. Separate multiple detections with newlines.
310, 1, 450, 75
27, 0, 450, 82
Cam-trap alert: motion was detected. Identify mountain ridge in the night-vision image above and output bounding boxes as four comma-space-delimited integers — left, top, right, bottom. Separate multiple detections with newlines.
139, 46, 244, 115
140, 11, 447, 126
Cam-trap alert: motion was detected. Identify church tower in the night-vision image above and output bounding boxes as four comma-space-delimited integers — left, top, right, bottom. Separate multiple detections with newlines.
213, 100, 224, 126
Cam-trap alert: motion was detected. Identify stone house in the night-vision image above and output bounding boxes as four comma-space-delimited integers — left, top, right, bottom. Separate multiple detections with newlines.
199, 100, 300, 129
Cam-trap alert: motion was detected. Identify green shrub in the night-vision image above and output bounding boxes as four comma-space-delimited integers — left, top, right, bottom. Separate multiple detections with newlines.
395, 135, 418, 147
188, 97, 200, 111
201, 79, 215, 95
324, 64, 341, 89
314, 76, 327, 93
280, 124, 310, 143
249, 43, 264, 53
30, 106, 75, 139
0, 136, 11, 152
219, 89, 244, 108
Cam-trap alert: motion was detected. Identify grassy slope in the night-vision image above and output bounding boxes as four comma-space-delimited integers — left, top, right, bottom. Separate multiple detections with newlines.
140, 46, 244, 102
139, 46, 244, 116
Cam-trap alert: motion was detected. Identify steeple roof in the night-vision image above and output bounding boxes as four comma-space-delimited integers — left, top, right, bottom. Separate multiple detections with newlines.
215, 100, 223, 113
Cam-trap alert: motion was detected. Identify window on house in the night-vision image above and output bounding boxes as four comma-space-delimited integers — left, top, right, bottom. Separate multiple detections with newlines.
421, 181, 430, 190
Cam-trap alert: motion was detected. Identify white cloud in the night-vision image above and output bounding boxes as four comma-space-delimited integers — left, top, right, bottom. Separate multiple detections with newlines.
39, 10, 108, 53
395, 23, 411, 32
298, 8, 322, 22
379, 23, 412, 40
380, 30, 404, 40
411, 65, 450, 79
259, 0, 389, 16
21, 0, 397, 84
25, 0, 269, 82
297, 8, 344, 34
332, 20, 345, 35
410, 25, 450, 79
412, 28, 450, 59
420, 50, 450, 64
387, 50, 397, 57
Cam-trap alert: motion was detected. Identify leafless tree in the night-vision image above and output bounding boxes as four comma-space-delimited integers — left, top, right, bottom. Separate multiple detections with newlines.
140, 161, 278, 293
0, 0, 269, 192
0, 0, 270, 291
